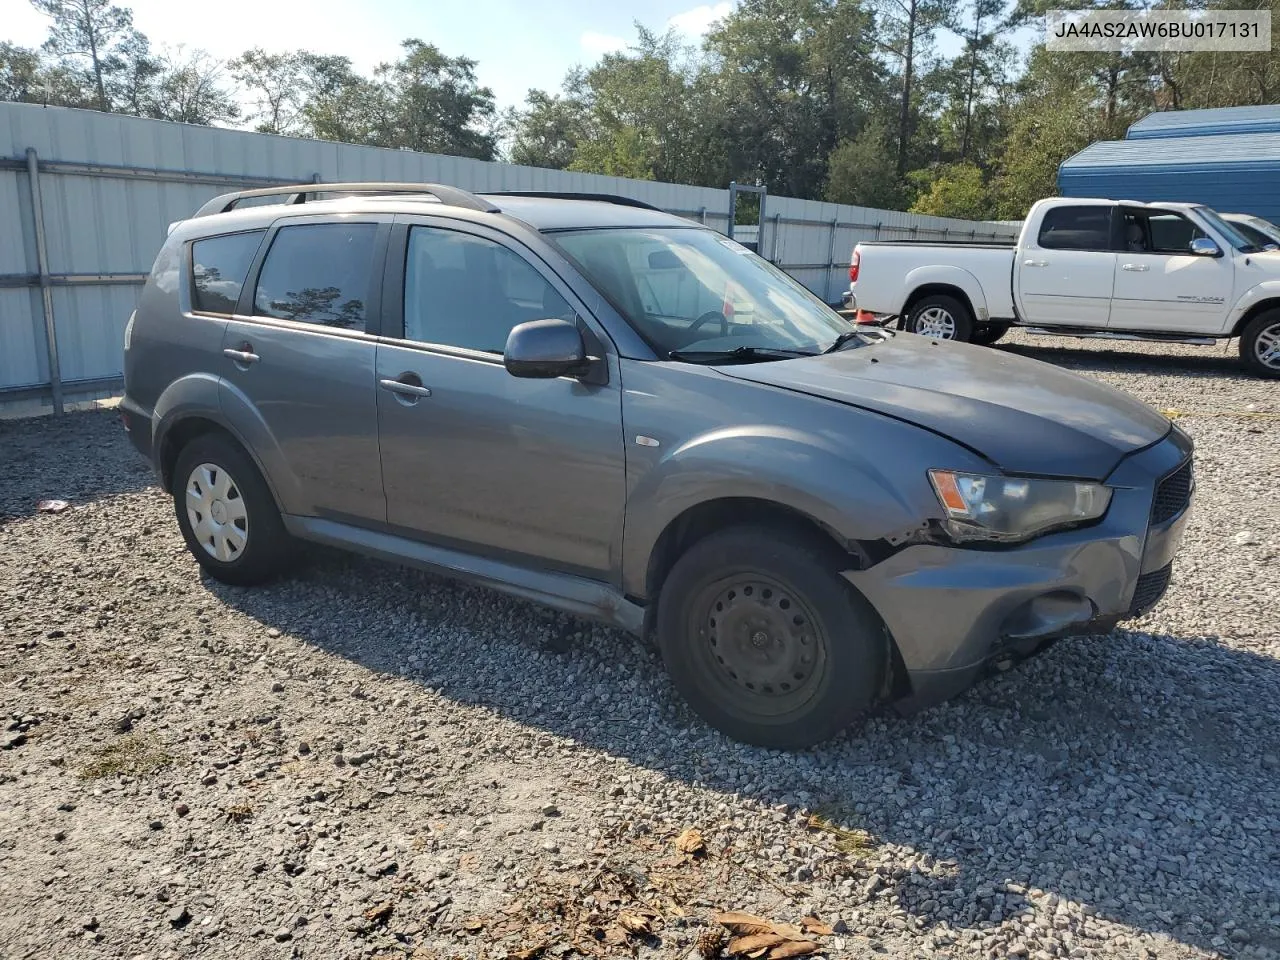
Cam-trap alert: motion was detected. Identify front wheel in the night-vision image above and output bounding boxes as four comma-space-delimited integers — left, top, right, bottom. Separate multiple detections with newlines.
655, 526, 888, 749
1239, 309, 1280, 378
904, 294, 974, 342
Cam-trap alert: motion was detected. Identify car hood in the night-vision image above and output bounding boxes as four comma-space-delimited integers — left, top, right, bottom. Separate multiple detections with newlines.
717, 334, 1170, 479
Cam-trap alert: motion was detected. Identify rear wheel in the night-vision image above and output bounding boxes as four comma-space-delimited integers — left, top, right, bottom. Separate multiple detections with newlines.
172, 432, 293, 586
905, 294, 974, 342
1239, 309, 1280, 378
970, 322, 1010, 346
656, 525, 888, 748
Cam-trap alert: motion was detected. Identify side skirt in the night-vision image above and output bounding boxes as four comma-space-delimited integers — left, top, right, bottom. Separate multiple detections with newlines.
284, 515, 645, 635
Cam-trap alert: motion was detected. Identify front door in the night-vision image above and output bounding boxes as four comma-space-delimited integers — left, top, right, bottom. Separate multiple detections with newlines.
375, 219, 626, 578
1014, 203, 1117, 327
1108, 207, 1235, 334
219, 217, 389, 524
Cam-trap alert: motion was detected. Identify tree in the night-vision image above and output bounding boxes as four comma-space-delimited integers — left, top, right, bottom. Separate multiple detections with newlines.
946, 0, 1013, 162
147, 47, 238, 125
909, 162, 991, 218
374, 39, 497, 158
30, 0, 136, 110
0, 42, 48, 102
231, 48, 305, 135
824, 120, 904, 208
874, 0, 951, 174
507, 84, 590, 169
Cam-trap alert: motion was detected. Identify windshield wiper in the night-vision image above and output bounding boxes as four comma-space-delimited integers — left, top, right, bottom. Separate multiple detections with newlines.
668, 345, 817, 364
823, 330, 862, 354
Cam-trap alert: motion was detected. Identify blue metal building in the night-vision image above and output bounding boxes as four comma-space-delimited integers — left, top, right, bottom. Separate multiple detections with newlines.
1126, 104, 1280, 140
1059, 118, 1280, 223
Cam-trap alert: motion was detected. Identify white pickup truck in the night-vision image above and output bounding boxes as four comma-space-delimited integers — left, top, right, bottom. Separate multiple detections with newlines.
847, 196, 1280, 376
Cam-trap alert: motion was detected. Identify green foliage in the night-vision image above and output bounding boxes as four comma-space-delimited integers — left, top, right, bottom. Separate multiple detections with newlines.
824, 120, 905, 209
909, 163, 992, 219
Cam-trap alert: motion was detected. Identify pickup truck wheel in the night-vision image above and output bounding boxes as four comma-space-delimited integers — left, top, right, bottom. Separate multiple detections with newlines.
172, 433, 293, 586
1240, 310, 1280, 378
970, 322, 1010, 346
656, 526, 887, 749
905, 294, 973, 342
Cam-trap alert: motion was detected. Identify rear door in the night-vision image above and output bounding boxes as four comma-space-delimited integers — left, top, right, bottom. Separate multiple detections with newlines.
1014, 204, 1117, 327
1108, 207, 1234, 334
219, 216, 390, 524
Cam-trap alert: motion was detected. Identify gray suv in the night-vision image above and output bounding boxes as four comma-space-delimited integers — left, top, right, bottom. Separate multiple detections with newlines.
121, 182, 1194, 748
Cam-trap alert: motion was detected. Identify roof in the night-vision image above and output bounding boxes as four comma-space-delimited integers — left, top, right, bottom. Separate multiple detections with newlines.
1061, 132, 1280, 174
477, 194, 693, 231
1127, 105, 1280, 140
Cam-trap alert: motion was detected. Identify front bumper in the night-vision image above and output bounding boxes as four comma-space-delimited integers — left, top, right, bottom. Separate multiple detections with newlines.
846, 428, 1194, 708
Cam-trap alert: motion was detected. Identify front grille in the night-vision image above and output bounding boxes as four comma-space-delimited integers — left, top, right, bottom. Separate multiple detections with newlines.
1128, 563, 1173, 618
1151, 459, 1193, 525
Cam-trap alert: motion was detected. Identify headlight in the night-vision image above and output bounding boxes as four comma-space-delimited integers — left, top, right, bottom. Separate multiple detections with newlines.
928, 469, 1112, 543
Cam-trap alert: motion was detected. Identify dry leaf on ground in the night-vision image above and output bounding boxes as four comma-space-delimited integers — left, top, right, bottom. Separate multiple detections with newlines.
800, 916, 834, 936
715, 912, 774, 936
675, 827, 707, 855
618, 910, 652, 935
767, 941, 821, 958
462, 916, 484, 933
363, 901, 394, 924
727, 933, 787, 955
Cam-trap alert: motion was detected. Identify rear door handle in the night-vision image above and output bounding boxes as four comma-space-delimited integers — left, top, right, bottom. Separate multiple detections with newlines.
1121, 263, 1150, 272
222, 347, 260, 364
379, 377, 432, 399
1023, 259, 1049, 267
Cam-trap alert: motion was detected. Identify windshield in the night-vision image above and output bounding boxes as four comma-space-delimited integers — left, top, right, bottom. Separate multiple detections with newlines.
1245, 216, 1280, 245
553, 227, 850, 358
1195, 206, 1263, 251
1230, 219, 1280, 249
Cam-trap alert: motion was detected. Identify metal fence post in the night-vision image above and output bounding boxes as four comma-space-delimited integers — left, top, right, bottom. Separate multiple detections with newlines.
824, 217, 839, 303
727, 181, 737, 240
770, 213, 781, 263
26, 148, 62, 415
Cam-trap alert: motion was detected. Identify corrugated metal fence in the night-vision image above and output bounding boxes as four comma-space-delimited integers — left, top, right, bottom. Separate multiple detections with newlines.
1, 101, 1019, 414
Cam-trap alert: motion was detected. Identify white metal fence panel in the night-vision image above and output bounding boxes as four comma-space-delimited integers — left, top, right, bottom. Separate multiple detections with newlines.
1, 101, 1018, 413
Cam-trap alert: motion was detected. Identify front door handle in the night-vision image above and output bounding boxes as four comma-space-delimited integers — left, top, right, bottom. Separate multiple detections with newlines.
222, 346, 260, 364
1121, 263, 1150, 272
379, 377, 432, 399
1023, 259, 1049, 267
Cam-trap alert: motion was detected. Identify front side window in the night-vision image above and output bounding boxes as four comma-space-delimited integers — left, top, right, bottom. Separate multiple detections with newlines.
403, 227, 574, 353
253, 222, 378, 329
1037, 206, 1113, 251
191, 230, 265, 314
553, 227, 848, 357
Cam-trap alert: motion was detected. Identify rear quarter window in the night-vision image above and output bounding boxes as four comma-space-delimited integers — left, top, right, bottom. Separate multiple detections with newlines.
191, 231, 266, 314
1037, 207, 1113, 251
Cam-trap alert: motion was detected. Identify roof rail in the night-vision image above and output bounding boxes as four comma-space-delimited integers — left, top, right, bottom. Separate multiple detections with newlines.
484, 191, 663, 211
191, 182, 500, 218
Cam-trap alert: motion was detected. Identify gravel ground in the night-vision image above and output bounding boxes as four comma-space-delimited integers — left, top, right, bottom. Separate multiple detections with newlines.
1, 332, 1277, 960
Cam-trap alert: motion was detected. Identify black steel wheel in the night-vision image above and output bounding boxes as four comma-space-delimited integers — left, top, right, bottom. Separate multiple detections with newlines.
656, 525, 888, 748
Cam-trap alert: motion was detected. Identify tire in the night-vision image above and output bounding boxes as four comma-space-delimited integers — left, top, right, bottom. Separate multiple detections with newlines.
655, 525, 888, 749
970, 322, 1010, 346
904, 293, 974, 342
1239, 309, 1280, 378
172, 432, 293, 586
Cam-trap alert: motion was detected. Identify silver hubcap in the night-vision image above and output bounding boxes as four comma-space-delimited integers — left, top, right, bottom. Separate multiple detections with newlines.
1255, 322, 1280, 369
915, 306, 956, 339
185, 462, 248, 562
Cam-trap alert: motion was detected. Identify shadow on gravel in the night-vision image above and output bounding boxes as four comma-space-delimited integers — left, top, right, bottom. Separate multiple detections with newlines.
211, 550, 1280, 960
997, 341, 1248, 380
0, 408, 155, 522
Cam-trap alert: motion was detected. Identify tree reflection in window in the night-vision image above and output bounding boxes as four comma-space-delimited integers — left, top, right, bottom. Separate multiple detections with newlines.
264, 287, 365, 328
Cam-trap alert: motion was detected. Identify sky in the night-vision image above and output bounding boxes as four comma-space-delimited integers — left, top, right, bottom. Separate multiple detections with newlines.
0, 0, 741, 111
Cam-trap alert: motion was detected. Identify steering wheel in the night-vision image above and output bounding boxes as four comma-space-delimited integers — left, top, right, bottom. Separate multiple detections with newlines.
689, 309, 729, 338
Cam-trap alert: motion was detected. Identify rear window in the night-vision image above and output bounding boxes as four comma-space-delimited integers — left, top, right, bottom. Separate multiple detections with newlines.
1037, 206, 1113, 251
253, 223, 378, 329
190, 231, 265, 314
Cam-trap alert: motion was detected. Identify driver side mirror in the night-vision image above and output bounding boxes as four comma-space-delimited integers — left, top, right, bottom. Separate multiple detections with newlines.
1189, 237, 1222, 257
504, 318, 588, 379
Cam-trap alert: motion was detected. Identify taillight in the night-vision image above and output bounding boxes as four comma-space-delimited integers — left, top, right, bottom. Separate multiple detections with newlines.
849, 249, 860, 284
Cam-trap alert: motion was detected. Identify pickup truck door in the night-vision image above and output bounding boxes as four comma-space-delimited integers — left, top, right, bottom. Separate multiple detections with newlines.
1013, 204, 1116, 327
1108, 207, 1234, 334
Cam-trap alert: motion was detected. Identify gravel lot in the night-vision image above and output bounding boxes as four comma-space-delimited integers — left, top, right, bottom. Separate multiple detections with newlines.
1, 331, 1278, 960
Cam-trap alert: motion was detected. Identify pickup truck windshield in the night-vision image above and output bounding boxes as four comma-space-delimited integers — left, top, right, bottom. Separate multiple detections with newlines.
1195, 207, 1264, 252
553, 227, 850, 359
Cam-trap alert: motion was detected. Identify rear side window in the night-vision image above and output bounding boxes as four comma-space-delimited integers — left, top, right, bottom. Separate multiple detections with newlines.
1037, 206, 1113, 251
191, 231, 265, 314
253, 222, 378, 329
